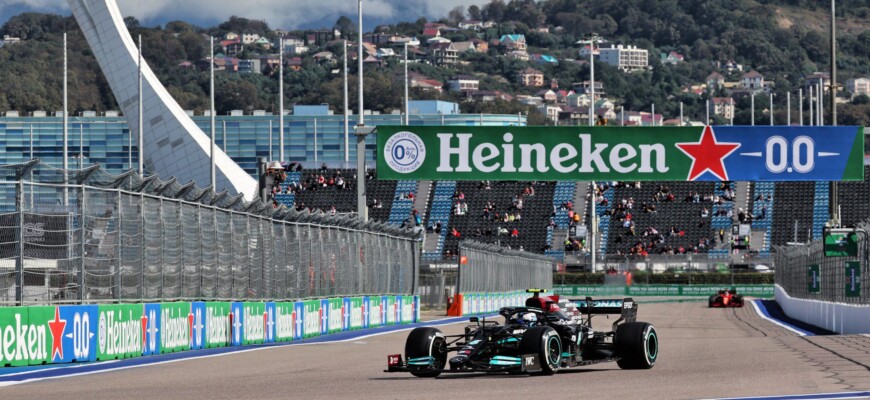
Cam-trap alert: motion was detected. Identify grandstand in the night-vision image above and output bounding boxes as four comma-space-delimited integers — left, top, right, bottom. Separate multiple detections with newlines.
269, 164, 870, 266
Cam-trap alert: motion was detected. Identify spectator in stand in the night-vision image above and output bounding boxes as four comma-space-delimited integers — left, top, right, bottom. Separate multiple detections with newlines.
451, 227, 461, 238
434, 221, 442, 234
701, 207, 709, 218
511, 228, 519, 237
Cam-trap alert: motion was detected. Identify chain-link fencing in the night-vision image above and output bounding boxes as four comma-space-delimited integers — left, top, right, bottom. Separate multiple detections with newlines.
774, 222, 870, 305
0, 160, 419, 305
458, 241, 553, 294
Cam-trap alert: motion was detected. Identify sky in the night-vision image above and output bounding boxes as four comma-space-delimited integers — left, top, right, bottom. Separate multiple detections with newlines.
0, 0, 489, 30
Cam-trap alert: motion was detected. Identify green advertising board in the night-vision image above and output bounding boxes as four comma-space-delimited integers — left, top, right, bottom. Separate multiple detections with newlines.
0, 306, 52, 367
846, 261, 861, 297
808, 265, 821, 293
274, 302, 295, 342
348, 298, 363, 330
376, 125, 864, 181
369, 296, 382, 327
824, 228, 859, 257
328, 298, 343, 334
242, 302, 266, 345
303, 300, 320, 338
96, 304, 143, 361
160, 302, 191, 353
204, 302, 231, 348
401, 296, 414, 324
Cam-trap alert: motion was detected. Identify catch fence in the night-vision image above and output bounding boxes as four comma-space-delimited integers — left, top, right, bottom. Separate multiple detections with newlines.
0, 160, 419, 305
458, 241, 553, 294
774, 222, 870, 304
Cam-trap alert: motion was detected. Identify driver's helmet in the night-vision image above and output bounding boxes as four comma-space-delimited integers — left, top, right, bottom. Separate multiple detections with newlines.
512, 312, 537, 327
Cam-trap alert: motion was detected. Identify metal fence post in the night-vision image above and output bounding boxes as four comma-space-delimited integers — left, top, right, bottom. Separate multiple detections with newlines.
16, 180, 24, 306
79, 185, 87, 304
116, 188, 122, 303
159, 197, 165, 300
140, 192, 146, 301
229, 209, 235, 300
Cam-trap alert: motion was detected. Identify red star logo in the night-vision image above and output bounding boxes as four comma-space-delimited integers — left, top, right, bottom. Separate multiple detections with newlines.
48, 307, 66, 361
188, 312, 195, 345
141, 311, 149, 350
675, 126, 740, 181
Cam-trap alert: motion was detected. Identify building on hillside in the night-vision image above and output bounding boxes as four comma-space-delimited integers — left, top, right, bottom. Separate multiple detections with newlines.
252, 37, 271, 49
722, 60, 743, 73
710, 97, 735, 120
845, 78, 870, 99
660, 51, 684, 65
740, 71, 764, 91
539, 104, 561, 124
458, 20, 484, 31
706, 72, 726, 92
221, 39, 243, 57
428, 42, 458, 66
517, 68, 545, 87
224, 32, 239, 41
565, 93, 590, 108
599, 44, 648, 72
306, 29, 340, 46
258, 55, 280, 73
286, 57, 303, 71
452, 41, 478, 53
804, 72, 831, 92
578, 44, 600, 58
1, 35, 21, 46
470, 90, 513, 102
499, 34, 527, 51
572, 81, 606, 97
287, 43, 309, 56
312, 51, 336, 64
506, 50, 530, 61
470, 38, 489, 52
277, 36, 305, 48
536, 89, 557, 103
447, 76, 480, 93
237, 59, 261, 74
411, 78, 444, 93
241, 33, 260, 44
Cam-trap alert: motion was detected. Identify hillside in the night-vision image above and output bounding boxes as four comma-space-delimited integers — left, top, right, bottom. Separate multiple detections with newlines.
0, 1, 867, 126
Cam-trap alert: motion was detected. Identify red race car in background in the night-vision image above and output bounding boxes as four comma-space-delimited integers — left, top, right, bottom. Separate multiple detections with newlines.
708, 289, 744, 308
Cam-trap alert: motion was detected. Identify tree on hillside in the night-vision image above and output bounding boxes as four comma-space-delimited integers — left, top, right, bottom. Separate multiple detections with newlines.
468, 5, 482, 21
334, 16, 355, 41
448, 6, 466, 25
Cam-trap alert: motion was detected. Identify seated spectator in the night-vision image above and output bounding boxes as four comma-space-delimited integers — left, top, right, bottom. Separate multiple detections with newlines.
451, 227, 460, 238
511, 228, 519, 237
700, 207, 709, 218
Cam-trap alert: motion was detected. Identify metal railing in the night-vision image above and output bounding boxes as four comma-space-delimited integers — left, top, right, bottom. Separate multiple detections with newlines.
774, 222, 870, 304
458, 241, 553, 294
0, 160, 420, 305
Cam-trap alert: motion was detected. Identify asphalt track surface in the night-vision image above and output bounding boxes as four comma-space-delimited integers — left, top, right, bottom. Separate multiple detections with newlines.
3, 299, 870, 400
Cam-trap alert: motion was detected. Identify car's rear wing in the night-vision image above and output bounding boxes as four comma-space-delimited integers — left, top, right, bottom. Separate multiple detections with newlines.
570, 297, 637, 328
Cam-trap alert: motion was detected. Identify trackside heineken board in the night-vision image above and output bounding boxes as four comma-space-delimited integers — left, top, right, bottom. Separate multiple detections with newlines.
377, 126, 864, 181
0, 296, 419, 368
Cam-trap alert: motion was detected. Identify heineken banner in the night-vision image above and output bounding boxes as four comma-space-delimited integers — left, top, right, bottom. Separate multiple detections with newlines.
553, 284, 775, 298
846, 261, 861, 298
808, 265, 821, 293
0, 296, 419, 369
377, 126, 864, 181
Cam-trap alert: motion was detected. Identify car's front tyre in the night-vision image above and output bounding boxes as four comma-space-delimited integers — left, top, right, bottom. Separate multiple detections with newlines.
518, 326, 561, 375
405, 327, 447, 378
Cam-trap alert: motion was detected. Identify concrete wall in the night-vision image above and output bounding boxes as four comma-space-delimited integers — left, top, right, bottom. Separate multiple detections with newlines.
775, 284, 870, 334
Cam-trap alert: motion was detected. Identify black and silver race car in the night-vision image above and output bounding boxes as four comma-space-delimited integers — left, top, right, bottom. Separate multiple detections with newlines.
385, 289, 658, 377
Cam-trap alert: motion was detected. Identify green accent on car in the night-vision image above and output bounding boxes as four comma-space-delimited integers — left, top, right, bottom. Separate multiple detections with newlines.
408, 356, 435, 365
647, 330, 658, 360
496, 337, 519, 344
547, 336, 562, 364
489, 356, 522, 366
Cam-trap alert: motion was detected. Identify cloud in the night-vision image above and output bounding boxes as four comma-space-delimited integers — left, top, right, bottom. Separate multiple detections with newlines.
1, 0, 487, 30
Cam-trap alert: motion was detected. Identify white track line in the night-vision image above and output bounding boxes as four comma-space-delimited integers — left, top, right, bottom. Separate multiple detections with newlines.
749, 300, 808, 336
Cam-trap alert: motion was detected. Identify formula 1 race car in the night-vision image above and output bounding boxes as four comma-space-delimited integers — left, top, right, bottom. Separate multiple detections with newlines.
708, 289, 744, 308
385, 289, 658, 377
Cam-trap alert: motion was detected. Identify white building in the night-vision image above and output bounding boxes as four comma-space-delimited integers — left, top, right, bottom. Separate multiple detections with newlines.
241, 33, 260, 44
846, 78, 870, 99
598, 45, 648, 72
447, 76, 480, 93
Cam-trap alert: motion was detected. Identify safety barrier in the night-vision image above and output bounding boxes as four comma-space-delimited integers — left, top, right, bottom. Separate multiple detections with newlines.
551, 284, 775, 298
0, 295, 418, 367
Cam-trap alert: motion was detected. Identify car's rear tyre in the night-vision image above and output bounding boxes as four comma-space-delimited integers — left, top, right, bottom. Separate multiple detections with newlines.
518, 326, 561, 375
405, 327, 447, 378
734, 295, 745, 307
615, 322, 658, 369
708, 295, 717, 308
